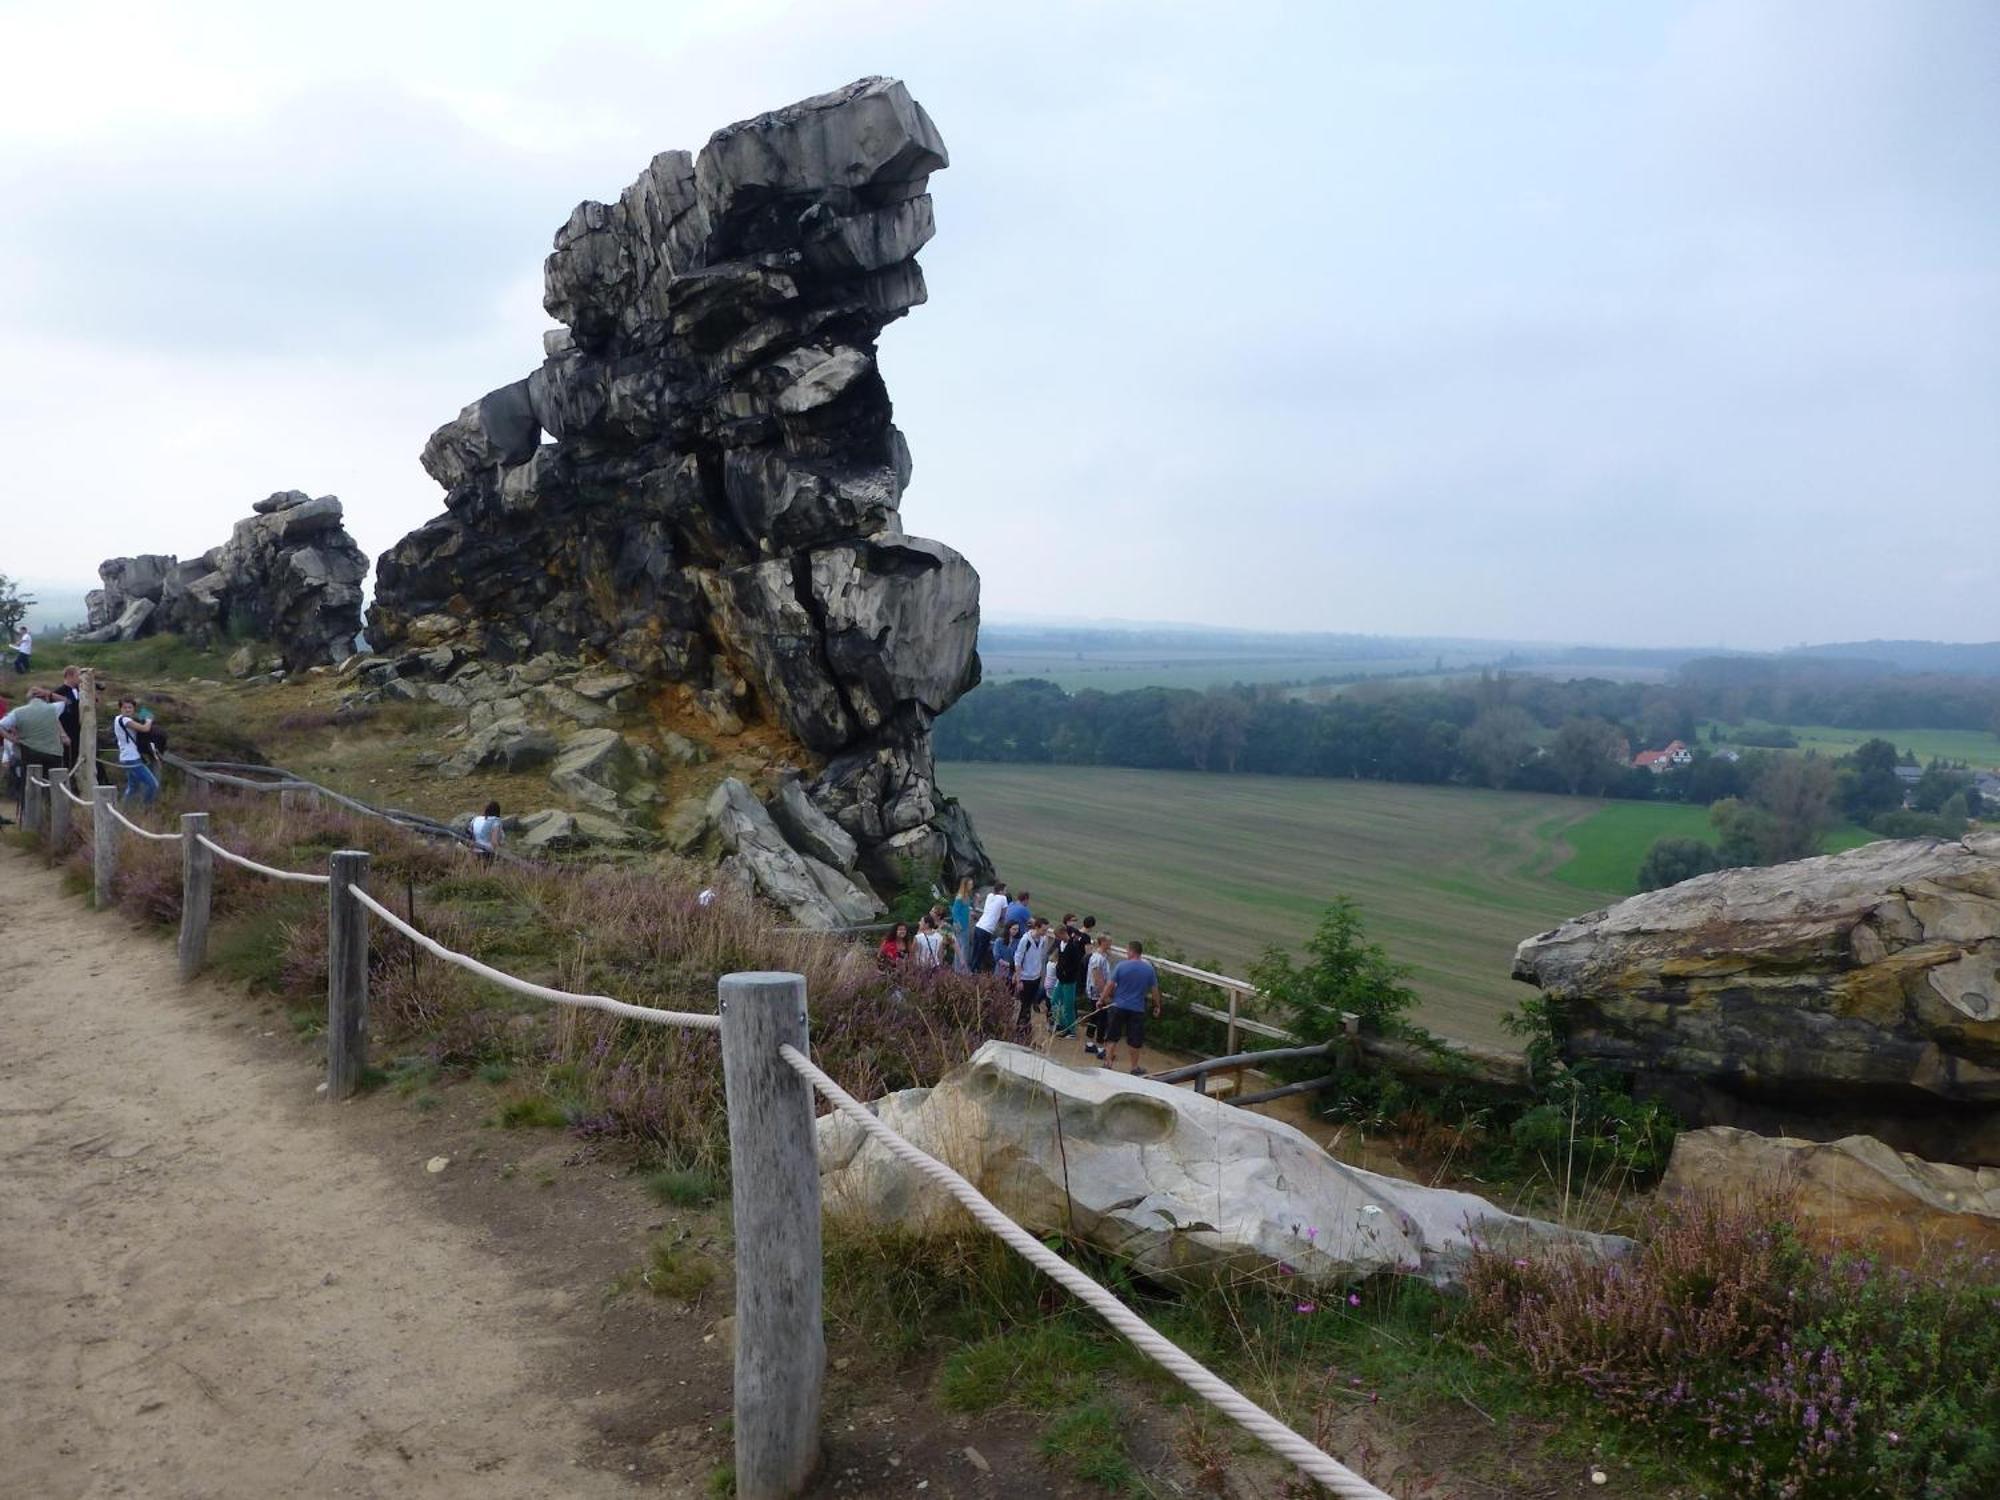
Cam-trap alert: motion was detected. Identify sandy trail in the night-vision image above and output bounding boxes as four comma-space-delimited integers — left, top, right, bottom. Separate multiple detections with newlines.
0, 850, 646, 1500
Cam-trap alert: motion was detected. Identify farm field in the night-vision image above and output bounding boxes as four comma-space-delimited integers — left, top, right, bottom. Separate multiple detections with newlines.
1549, 802, 1876, 896
978, 650, 1463, 694
940, 764, 1617, 1050
1705, 721, 2000, 768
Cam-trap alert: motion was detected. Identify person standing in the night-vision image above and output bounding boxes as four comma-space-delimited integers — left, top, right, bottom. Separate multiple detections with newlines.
877, 922, 910, 969
1082, 932, 1115, 1057
993, 920, 1021, 985
1100, 940, 1162, 1075
469, 800, 504, 858
113, 697, 160, 806
950, 878, 975, 973
1003, 888, 1033, 942
0, 688, 70, 815
52, 667, 82, 771
913, 914, 947, 969
11, 626, 30, 675
973, 882, 1008, 973
1048, 919, 1088, 1039
1012, 918, 1052, 1034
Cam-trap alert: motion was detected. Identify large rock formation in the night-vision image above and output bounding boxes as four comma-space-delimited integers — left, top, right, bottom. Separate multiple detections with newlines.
818, 1042, 1629, 1289
79, 492, 367, 670
1513, 835, 2000, 1165
1662, 1126, 2000, 1260
368, 78, 988, 894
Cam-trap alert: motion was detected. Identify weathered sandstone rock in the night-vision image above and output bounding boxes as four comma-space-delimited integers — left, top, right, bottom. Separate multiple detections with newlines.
80, 492, 367, 669
706, 777, 882, 929
818, 1042, 1629, 1288
367, 78, 989, 896
1662, 1126, 2000, 1258
1513, 835, 2000, 1165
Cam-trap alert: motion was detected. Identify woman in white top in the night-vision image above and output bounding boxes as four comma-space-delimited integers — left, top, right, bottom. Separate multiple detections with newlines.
913, 915, 946, 968
468, 800, 504, 857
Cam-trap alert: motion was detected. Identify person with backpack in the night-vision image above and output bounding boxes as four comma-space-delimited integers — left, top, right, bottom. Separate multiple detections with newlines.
1011, 918, 1052, 1034
1047, 918, 1089, 1039
113, 697, 160, 806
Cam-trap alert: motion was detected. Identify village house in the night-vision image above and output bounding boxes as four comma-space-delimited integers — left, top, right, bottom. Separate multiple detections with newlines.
1633, 739, 1695, 773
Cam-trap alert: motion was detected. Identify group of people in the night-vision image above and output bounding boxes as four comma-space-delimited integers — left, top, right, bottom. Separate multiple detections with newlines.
873, 878, 1164, 1073
0, 665, 167, 819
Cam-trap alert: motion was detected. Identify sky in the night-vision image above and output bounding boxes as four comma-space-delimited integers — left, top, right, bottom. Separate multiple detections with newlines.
4, 0, 1996, 649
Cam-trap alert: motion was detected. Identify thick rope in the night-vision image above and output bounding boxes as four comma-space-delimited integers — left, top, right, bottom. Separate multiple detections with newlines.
345, 885, 721, 1032
778, 1044, 1393, 1500
102, 800, 183, 842
196, 834, 330, 886
56, 777, 94, 809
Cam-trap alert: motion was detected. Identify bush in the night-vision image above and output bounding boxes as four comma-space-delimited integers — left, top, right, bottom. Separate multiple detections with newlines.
1463, 1192, 2000, 1497
1636, 835, 1727, 891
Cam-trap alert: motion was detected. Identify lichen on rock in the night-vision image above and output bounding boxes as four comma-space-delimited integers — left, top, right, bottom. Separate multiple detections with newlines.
368, 77, 989, 898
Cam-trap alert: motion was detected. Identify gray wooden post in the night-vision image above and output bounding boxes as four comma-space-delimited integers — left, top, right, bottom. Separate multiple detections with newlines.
719, 970, 824, 1500
47, 768, 70, 864
92, 785, 118, 908
78, 669, 98, 797
326, 849, 370, 1100
23, 770, 44, 837
178, 812, 212, 980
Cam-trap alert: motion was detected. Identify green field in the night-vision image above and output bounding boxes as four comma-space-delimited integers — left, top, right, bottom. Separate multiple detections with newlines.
978, 652, 1464, 694
941, 764, 1627, 1049
942, 764, 1885, 1050
1705, 721, 2000, 768
1549, 801, 1875, 895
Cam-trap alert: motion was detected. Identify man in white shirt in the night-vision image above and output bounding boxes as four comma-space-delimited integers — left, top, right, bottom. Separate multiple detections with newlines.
11, 627, 31, 675
972, 882, 1009, 972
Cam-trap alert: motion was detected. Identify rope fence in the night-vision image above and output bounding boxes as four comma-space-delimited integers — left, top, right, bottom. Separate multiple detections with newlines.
196, 833, 330, 886
12, 749, 1394, 1500
346, 883, 723, 1033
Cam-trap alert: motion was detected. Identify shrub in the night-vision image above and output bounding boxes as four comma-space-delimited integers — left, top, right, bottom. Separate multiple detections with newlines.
1463, 1192, 2000, 1497
1636, 835, 1727, 891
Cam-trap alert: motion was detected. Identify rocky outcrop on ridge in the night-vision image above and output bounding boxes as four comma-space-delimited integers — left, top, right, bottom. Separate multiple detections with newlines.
1513, 835, 2000, 1165
818, 1042, 1631, 1288
368, 78, 989, 900
79, 492, 367, 670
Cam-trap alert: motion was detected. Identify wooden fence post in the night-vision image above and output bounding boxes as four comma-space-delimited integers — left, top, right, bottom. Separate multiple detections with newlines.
1226, 986, 1241, 1056
178, 811, 212, 980
78, 669, 98, 798
47, 768, 70, 864
326, 849, 371, 1099
92, 786, 117, 908
719, 970, 824, 1500
23, 770, 45, 838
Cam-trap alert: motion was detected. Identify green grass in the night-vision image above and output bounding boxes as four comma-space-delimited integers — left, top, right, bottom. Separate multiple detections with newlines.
1704, 721, 2000, 768
643, 1167, 725, 1208
61, 635, 231, 681
941, 763, 1611, 1049
979, 650, 1478, 694
1553, 801, 1877, 897
642, 1239, 719, 1301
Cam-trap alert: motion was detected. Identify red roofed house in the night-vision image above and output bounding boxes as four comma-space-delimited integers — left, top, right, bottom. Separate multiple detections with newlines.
1634, 739, 1694, 773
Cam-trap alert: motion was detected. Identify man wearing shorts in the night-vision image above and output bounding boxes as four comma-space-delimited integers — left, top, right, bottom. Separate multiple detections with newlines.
1101, 940, 1161, 1075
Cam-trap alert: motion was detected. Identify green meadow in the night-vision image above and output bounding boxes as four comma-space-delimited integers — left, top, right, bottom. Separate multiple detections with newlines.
1705, 721, 2000, 768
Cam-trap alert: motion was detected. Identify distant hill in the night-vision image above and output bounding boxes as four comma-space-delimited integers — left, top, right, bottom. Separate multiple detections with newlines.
1787, 641, 2000, 676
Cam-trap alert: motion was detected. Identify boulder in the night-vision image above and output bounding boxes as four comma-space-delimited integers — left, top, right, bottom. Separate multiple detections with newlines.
439, 721, 559, 779
366, 78, 990, 895
819, 1043, 1628, 1288
705, 777, 878, 928
516, 808, 582, 851
770, 776, 858, 872
1513, 834, 2000, 1165
1662, 1126, 2000, 1259
549, 728, 639, 814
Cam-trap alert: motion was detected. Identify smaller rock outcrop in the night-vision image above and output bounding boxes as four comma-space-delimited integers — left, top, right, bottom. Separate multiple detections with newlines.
708, 777, 883, 928
79, 492, 367, 670
1513, 835, 2000, 1165
818, 1042, 1628, 1288
1663, 1126, 2000, 1259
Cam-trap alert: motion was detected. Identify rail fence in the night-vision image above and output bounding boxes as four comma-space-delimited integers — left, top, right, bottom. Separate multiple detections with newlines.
15, 756, 1393, 1500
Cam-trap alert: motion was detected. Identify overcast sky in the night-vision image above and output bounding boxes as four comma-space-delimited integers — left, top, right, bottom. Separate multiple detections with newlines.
6, 0, 1995, 648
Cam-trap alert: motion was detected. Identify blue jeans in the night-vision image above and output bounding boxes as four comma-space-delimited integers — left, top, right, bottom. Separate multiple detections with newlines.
122, 760, 160, 805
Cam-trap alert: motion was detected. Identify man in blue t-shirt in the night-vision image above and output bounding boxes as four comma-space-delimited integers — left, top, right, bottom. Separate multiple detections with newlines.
1003, 889, 1032, 940
1101, 940, 1161, 1075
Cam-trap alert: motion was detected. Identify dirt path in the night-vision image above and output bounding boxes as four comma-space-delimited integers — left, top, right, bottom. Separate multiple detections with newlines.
0, 849, 649, 1500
